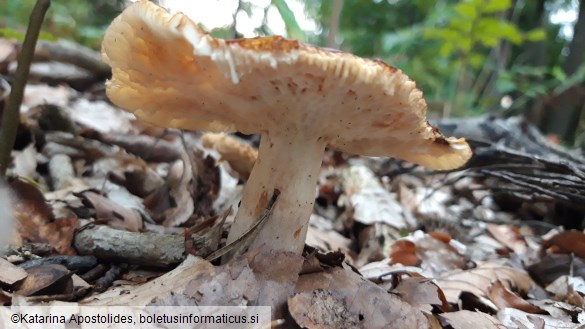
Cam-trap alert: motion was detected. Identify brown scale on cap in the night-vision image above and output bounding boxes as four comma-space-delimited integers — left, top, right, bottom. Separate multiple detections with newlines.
101, 0, 472, 280
227, 35, 301, 52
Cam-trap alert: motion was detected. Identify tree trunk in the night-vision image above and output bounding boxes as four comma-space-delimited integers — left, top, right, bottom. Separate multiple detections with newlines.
326, 0, 344, 48
525, 0, 549, 124
541, 0, 585, 143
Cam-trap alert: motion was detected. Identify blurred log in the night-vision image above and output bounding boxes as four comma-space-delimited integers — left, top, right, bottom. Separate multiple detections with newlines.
6, 39, 111, 90
34, 40, 110, 79
434, 116, 584, 165
74, 225, 209, 267
431, 116, 585, 221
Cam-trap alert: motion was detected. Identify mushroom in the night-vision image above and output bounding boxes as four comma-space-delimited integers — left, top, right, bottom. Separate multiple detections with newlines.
201, 132, 258, 180
102, 0, 471, 274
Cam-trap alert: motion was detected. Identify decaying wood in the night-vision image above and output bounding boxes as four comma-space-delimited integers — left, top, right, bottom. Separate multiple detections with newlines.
435, 116, 582, 163
22, 61, 97, 90
18, 255, 97, 271
432, 116, 585, 210
34, 40, 110, 79
73, 225, 206, 267
7, 39, 110, 90
92, 264, 125, 293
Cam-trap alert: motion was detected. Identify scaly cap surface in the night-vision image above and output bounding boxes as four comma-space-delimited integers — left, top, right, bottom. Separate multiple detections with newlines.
102, 0, 471, 170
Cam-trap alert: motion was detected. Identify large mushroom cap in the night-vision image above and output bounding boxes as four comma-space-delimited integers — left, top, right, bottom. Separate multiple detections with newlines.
102, 0, 471, 170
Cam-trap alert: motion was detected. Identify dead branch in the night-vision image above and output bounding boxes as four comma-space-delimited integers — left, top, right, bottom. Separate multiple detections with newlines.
73, 225, 207, 267
34, 40, 110, 79
434, 116, 585, 210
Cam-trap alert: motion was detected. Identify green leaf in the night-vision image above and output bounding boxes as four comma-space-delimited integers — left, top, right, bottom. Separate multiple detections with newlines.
554, 63, 585, 94
424, 27, 461, 42
0, 27, 25, 40
526, 29, 546, 41
255, 24, 275, 37
552, 66, 567, 82
483, 0, 512, 13
496, 75, 517, 93
209, 27, 234, 39
39, 31, 57, 42
454, 2, 477, 20
469, 53, 485, 69
239, 2, 253, 17
526, 84, 548, 97
0, 27, 56, 41
439, 43, 455, 57
271, 0, 305, 41
448, 17, 473, 32
382, 26, 422, 52
477, 19, 523, 44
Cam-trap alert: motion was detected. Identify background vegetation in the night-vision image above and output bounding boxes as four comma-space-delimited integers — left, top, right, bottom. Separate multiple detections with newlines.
1, 0, 584, 146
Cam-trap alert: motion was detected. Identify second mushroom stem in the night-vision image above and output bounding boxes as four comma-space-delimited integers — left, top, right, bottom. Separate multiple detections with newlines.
225, 131, 326, 258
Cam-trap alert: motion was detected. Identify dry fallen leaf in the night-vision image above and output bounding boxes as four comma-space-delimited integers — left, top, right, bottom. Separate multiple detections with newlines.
84, 255, 259, 307
12, 143, 38, 179
441, 310, 505, 329
306, 223, 353, 255
0, 289, 11, 306
487, 224, 529, 255
0, 258, 27, 286
436, 261, 534, 304
288, 289, 362, 329
83, 256, 210, 305
542, 230, 585, 259
546, 275, 585, 308
10, 178, 78, 255
161, 154, 195, 227
340, 165, 409, 229
293, 264, 428, 328
528, 254, 585, 287
15, 264, 73, 297
529, 299, 583, 322
22, 84, 71, 111
79, 190, 142, 232
0, 38, 17, 69
68, 98, 134, 134
390, 239, 421, 266
392, 277, 450, 312
497, 307, 581, 329
413, 231, 468, 276
488, 280, 546, 314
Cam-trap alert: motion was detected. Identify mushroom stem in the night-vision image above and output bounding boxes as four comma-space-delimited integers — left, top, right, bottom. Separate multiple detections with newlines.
226, 132, 326, 256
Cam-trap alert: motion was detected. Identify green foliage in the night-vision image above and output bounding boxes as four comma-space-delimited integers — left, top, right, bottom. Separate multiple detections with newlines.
317, 0, 432, 55
209, 27, 235, 40
424, 0, 543, 68
272, 0, 305, 41
2, 0, 579, 137
0, 0, 123, 49
0, 27, 56, 41
411, 0, 548, 115
499, 63, 585, 114
313, 0, 576, 120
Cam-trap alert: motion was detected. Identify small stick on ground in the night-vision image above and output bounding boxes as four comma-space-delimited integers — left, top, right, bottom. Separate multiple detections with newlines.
0, 0, 51, 176
206, 189, 280, 262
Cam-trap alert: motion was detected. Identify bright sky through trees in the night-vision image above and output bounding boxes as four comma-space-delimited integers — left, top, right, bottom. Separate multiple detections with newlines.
131, 0, 576, 41
129, 0, 316, 37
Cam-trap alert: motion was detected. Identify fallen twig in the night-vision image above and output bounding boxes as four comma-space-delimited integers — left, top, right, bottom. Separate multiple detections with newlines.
205, 189, 280, 262
0, 0, 51, 176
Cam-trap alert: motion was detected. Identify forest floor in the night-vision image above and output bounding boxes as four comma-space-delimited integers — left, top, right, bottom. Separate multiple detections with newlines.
1, 37, 585, 328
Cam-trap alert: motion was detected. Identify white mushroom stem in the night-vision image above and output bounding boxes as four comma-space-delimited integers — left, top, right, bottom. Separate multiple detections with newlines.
226, 131, 326, 255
